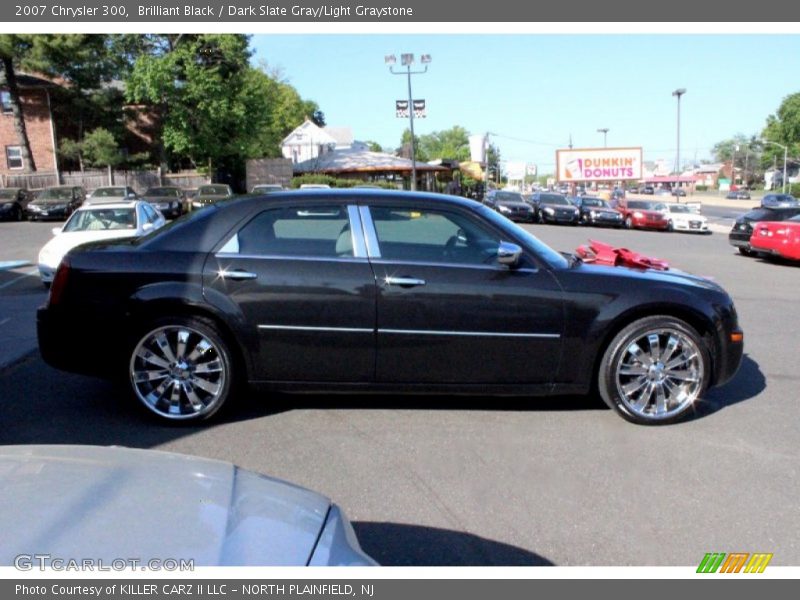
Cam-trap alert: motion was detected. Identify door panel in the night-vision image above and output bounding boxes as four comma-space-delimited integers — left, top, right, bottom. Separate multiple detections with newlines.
204, 204, 376, 382
366, 205, 564, 384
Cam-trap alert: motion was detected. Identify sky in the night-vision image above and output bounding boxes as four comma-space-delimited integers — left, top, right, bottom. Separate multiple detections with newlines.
250, 34, 800, 175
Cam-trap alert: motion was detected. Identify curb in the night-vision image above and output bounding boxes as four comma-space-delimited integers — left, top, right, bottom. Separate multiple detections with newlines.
0, 260, 31, 271
0, 348, 38, 374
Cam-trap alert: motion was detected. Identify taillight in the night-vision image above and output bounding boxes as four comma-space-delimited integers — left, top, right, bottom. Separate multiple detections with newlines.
49, 258, 70, 307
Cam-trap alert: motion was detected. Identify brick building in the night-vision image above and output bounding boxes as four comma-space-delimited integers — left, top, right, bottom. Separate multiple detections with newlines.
0, 73, 58, 176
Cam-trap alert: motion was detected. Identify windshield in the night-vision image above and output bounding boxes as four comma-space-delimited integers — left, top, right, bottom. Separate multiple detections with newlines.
144, 188, 181, 197
63, 208, 137, 232
766, 194, 798, 204
669, 205, 691, 213
539, 194, 569, 205
38, 188, 73, 201
496, 192, 525, 203
580, 197, 608, 208
92, 188, 127, 197
198, 185, 231, 195
627, 200, 655, 210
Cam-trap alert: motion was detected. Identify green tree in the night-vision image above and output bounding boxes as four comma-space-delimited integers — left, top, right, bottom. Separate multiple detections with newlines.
398, 129, 428, 162
365, 141, 384, 152
125, 36, 322, 172
81, 128, 123, 168
761, 92, 800, 169
418, 126, 471, 161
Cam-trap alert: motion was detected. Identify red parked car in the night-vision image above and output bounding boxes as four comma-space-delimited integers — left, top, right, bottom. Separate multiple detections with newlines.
612, 199, 670, 230
749, 214, 800, 261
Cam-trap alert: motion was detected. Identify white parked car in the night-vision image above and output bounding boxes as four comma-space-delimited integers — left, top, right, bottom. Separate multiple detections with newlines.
38, 201, 166, 285
299, 183, 332, 189
663, 203, 709, 233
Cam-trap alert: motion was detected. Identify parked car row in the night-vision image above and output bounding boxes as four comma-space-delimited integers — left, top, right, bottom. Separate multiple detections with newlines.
483, 191, 709, 233
0, 184, 226, 222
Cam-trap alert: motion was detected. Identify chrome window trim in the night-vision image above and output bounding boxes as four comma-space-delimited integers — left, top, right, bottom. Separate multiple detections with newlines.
258, 325, 373, 334
347, 205, 368, 258
369, 258, 538, 273
378, 329, 560, 339
215, 252, 369, 264
358, 206, 381, 258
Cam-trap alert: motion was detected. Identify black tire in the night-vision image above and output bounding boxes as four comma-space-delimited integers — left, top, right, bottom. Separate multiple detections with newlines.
13, 205, 23, 221
666, 220, 674, 232
128, 315, 237, 423
597, 316, 710, 425
624, 216, 633, 229
738, 247, 752, 256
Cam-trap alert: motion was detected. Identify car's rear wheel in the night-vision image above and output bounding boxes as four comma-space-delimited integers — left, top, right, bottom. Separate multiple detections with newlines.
738, 247, 753, 256
598, 316, 710, 425
624, 216, 633, 229
666, 220, 674, 232
129, 317, 235, 422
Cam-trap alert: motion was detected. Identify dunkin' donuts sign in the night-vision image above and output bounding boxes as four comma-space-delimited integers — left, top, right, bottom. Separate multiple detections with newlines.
556, 147, 643, 182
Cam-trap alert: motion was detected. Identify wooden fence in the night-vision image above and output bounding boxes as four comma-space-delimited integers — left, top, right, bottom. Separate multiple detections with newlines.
1, 170, 209, 192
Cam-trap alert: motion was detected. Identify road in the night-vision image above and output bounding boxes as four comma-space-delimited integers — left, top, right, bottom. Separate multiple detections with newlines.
0, 217, 798, 567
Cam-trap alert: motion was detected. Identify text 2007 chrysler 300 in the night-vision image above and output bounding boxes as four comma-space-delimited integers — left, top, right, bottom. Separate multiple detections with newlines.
37, 190, 743, 425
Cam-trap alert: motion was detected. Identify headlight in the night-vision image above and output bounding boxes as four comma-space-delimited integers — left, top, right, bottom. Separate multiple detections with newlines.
573, 208, 579, 214
633, 211, 644, 218
544, 207, 555, 214
192, 201, 202, 208
498, 205, 511, 213
590, 210, 597, 217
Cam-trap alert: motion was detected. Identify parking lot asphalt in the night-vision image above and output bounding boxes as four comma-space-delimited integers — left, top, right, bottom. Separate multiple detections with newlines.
0, 216, 798, 567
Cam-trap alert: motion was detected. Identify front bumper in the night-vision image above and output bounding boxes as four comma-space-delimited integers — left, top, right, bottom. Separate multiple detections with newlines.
26, 205, 71, 220
586, 213, 623, 226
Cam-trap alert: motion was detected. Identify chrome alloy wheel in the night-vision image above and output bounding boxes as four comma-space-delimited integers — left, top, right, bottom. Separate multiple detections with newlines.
130, 325, 227, 420
614, 328, 704, 421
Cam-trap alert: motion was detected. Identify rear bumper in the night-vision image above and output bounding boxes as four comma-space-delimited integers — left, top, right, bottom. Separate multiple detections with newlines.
728, 232, 750, 249
37, 306, 120, 378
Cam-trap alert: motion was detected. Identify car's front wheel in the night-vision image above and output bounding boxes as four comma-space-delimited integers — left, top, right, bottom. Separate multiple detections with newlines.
129, 316, 236, 422
598, 316, 710, 425
624, 216, 633, 229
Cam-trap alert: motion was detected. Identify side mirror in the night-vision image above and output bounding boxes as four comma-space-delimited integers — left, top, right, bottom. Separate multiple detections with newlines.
497, 241, 523, 268
128, 192, 137, 198
51, 227, 62, 236
142, 222, 154, 232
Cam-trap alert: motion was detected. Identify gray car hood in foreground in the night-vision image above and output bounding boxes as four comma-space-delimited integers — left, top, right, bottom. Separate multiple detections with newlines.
0, 445, 373, 566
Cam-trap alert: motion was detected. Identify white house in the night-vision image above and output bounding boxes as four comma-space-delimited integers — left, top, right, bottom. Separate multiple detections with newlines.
281, 120, 368, 163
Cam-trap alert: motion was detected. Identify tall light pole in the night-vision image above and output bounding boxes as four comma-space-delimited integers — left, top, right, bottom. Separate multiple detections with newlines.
672, 88, 686, 181
760, 139, 789, 193
386, 53, 430, 191
597, 128, 609, 147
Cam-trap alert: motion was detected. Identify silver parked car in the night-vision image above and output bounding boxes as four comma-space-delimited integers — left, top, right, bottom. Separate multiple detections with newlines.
0, 445, 376, 566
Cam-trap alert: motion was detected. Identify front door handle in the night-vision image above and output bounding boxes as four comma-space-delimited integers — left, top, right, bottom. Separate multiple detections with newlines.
385, 276, 426, 287
220, 269, 258, 281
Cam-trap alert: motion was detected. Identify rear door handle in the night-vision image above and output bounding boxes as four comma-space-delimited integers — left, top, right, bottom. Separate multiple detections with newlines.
220, 269, 258, 281
385, 276, 426, 287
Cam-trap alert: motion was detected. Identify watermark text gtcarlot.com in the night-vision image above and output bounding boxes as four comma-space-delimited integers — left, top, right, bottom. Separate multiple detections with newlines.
14, 554, 195, 571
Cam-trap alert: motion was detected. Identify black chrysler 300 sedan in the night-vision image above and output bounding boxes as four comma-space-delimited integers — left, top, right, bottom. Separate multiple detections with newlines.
38, 190, 743, 425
